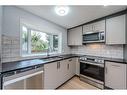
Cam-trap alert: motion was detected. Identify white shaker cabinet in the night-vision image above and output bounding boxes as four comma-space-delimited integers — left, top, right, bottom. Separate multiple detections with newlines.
58, 60, 69, 85
106, 14, 126, 44
93, 20, 105, 32
83, 23, 93, 34
67, 58, 76, 78
83, 20, 105, 34
75, 58, 80, 76
44, 58, 77, 89
68, 26, 82, 46
44, 62, 60, 89
63, 58, 76, 81
105, 61, 127, 89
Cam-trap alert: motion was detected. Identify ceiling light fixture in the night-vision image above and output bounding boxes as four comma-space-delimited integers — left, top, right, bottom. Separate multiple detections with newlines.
55, 6, 69, 16
104, 5, 109, 7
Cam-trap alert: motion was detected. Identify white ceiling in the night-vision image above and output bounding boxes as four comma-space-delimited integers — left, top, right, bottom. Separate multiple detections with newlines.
18, 5, 126, 29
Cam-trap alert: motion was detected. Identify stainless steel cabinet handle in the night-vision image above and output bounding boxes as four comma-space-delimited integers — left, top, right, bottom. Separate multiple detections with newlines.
57, 62, 60, 69
111, 64, 121, 67
59, 62, 60, 69
67, 64, 69, 70
69, 59, 72, 61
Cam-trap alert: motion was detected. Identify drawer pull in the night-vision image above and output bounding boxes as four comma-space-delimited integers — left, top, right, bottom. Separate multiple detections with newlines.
67, 64, 69, 70
111, 64, 120, 67
69, 59, 72, 61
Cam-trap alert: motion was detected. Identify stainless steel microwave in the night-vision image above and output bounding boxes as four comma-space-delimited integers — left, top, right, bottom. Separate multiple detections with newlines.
83, 31, 105, 44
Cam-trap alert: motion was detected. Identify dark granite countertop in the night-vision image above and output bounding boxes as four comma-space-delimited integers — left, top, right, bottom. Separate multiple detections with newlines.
1, 54, 79, 73
103, 57, 127, 64
1, 54, 126, 74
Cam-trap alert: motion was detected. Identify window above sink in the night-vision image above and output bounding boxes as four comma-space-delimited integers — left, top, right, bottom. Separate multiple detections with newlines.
21, 24, 61, 57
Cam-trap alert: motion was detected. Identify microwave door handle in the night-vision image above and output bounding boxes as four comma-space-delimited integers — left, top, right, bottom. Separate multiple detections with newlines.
98, 32, 101, 40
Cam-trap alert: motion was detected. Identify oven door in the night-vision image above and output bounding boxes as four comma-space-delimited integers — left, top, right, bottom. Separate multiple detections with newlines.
80, 62, 104, 81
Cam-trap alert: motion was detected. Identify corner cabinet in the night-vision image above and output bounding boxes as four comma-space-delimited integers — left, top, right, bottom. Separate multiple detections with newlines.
105, 61, 127, 89
106, 14, 126, 44
68, 26, 83, 46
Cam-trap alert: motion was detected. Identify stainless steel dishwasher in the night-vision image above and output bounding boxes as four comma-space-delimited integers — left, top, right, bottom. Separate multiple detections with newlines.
2, 65, 44, 89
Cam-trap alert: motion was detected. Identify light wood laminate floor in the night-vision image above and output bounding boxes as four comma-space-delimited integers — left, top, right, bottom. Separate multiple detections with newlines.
58, 76, 99, 90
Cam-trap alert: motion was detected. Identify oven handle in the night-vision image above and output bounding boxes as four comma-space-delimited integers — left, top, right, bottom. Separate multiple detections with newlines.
80, 61, 104, 67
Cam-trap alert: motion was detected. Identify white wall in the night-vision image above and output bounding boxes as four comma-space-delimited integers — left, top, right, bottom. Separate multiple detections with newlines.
2, 6, 70, 62
0, 6, 2, 71
0, 6, 2, 47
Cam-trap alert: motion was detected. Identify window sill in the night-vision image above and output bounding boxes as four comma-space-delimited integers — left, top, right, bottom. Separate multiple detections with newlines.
22, 52, 60, 58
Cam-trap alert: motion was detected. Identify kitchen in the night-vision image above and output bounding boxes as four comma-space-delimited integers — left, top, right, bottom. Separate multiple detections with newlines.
0, 5, 127, 90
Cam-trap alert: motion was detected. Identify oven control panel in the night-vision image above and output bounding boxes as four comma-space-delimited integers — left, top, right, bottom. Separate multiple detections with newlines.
80, 56, 104, 64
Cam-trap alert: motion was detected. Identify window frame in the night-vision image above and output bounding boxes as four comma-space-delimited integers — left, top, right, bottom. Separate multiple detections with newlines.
20, 23, 61, 57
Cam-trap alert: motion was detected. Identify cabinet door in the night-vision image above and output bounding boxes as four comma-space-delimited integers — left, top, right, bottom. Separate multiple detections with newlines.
68, 26, 82, 46
75, 58, 80, 76
106, 15, 126, 44
66, 58, 76, 79
68, 29, 75, 45
58, 60, 68, 85
83, 23, 93, 34
70, 58, 76, 77
93, 20, 105, 32
44, 62, 59, 89
105, 61, 127, 89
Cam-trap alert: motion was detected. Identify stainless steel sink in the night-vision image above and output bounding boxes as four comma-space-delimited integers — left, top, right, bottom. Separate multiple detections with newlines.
41, 56, 63, 62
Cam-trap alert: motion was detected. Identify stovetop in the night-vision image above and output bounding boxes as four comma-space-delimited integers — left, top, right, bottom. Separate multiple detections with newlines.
79, 55, 105, 64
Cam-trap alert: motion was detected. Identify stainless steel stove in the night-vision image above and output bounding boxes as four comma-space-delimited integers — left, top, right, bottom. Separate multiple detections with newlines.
79, 55, 104, 89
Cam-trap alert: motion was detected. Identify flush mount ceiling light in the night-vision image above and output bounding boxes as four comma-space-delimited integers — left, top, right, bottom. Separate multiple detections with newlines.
55, 6, 69, 16
104, 5, 109, 7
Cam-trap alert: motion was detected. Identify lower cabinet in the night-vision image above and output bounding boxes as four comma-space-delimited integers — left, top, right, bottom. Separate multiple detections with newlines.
44, 58, 76, 89
105, 61, 127, 89
44, 62, 59, 89
66, 58, 76, 80
75, 58, 80, 76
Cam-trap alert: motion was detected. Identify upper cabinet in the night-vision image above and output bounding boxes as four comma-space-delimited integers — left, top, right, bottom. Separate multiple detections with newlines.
68, 26, 82, 46
68, 11, 127, 45
83, 23, 93, 34
83, 20, 105, 34
106, 14, 126, 44
93, 20, 105, 32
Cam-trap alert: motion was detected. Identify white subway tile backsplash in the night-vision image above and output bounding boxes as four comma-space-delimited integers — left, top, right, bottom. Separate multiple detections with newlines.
71, 44, 123, 59
2, 35, 21, 63
1, 34, 124, 63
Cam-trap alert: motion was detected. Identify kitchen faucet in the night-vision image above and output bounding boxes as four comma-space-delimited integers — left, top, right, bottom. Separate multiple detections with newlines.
47, 47, 50, 57
47, 44, 52, 57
